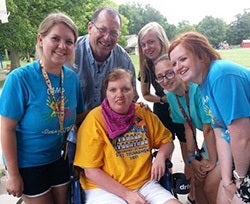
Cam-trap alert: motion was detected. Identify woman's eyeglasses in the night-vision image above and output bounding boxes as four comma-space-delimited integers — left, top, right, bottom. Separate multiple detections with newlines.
91, 21, 120, 39
155, 71, 175, 83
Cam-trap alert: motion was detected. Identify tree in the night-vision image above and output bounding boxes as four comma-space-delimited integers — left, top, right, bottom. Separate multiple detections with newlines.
119, 2, 176, 39
175, 20, 196, 35
0, 0, 36, 69
226, 9, 250, 45
196, 16, 228, 47
0, 0, 116, 70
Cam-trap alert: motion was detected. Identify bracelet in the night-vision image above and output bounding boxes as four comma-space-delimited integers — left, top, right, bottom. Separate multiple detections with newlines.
186, 156, 196, 165
223, 180, 234, 189
233, 170, 245, 182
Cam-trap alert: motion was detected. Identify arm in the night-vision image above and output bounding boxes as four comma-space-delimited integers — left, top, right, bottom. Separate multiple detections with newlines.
141, 82, 165, 103
184, 123, 206, 180
0, 116, 23, 197
84, 168, 147, 203
201, 124, 217, 171
75, 111, 89, 129
184, 122, 195, 160
151, 142, 174, 181
214, 128, 233, 182
213, 128, 235, 198
228, 118, 250, 177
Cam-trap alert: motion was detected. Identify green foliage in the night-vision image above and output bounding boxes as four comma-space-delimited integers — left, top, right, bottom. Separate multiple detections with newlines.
196, 16, 228, 47
1, 0, 249, 68
130, 54, 139, 76
119, 3, 249, 47
119, 2, 175, 39
0, 0, 123, 68
227, 9, 250, 45
118, 15, 129, 47
130, 48, 250, 75
0, 79, 5, 88
175, 20, 196, 36
0, 169, 6, 178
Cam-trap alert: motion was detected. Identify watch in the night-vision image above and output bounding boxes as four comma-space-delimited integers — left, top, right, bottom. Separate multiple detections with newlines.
159, 96, 165, 104
233, 170, 245, 181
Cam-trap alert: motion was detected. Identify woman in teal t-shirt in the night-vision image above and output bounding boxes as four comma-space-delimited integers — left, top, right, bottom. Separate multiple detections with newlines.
154, 54, 220, 204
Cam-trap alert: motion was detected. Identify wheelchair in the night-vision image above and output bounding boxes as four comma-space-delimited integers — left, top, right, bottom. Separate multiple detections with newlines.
68, 150, 190, 204
152, 150, 190, 199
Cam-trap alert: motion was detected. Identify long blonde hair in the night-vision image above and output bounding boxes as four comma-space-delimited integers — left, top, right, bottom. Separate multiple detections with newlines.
138, 22, 169, 81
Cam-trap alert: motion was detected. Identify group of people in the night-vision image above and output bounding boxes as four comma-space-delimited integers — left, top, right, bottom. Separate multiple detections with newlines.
0, 6, 249, 204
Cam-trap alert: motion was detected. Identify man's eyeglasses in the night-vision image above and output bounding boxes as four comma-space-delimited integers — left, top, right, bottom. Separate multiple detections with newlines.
91, 21, 120, 39
155, 71, 175, 83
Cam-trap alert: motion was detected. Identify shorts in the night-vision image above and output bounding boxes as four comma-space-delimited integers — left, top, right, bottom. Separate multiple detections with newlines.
235, 171, 250, 203
153, 102, 186, 142
85, 180, 176, 204
19, 156, 70, 197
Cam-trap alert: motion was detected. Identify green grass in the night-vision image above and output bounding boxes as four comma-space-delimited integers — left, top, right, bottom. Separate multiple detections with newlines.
0, 80, 5, 88
130, 54, 139, 76
0, 47, 249, 89
218, 48, 250, 67
130, 47, 250, 75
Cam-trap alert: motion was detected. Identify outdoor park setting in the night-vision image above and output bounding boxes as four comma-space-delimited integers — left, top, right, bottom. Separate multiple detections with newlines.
1, 0, 250, 204
0, 0, 250, 72
1, 47, 250, 88
0, 46, 250, 204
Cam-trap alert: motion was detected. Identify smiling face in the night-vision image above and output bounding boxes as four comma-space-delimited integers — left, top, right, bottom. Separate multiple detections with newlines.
169, 44, 204, 84
106, 73, 134, 114
88, 10, 120, 62
38, 23, 75, 70
140, 30, 162, 62
154, 59, 182, 92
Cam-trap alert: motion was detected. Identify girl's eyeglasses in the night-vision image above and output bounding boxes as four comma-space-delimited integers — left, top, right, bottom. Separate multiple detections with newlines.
155, 71, 175, 83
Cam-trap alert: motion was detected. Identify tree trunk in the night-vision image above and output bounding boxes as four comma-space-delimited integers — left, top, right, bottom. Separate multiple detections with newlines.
9, 48, 20, 71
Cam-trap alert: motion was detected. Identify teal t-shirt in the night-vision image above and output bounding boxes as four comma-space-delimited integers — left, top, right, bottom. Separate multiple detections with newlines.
167, 83, 211, 130
200, 60, 250, 143
0, 60, 84, 167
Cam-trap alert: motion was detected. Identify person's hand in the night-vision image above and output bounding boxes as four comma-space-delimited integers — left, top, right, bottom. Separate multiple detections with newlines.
200, 159, 216, 173
6, 173, 23, 197
137, 102, 151, 111
150, 156, 165, 181
190, 160, 207, 181
124, 191, 148, 204
223, 181, 236, 203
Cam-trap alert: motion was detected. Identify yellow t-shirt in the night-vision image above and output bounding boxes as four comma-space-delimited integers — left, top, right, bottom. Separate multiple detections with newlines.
74, 103, 172, 190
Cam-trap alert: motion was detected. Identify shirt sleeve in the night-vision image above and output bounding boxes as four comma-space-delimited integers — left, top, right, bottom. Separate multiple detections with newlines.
210, 74, 250, 126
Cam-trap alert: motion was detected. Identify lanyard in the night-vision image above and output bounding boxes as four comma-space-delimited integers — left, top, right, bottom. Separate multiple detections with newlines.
176, 90, 200, 152
40, 61, 65, 131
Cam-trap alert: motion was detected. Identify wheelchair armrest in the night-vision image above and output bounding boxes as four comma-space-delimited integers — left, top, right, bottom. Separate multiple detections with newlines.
152, 150, 172, 169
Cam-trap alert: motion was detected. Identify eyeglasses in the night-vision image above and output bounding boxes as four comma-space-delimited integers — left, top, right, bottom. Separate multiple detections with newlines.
155, 71, 175, 83
91, 21, 120, 39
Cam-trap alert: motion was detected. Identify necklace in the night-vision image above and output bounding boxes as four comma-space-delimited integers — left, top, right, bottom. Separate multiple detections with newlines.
175, 88, 200, 153
40, 61, 65, 131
